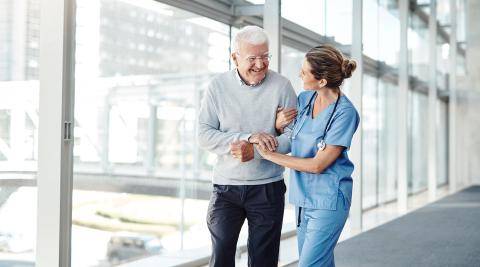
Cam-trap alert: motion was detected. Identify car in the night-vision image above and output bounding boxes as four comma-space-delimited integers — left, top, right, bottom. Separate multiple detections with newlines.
106, 232, 163, 264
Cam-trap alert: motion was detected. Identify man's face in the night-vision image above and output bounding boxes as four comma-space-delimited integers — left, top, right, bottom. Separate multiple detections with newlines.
232, 42, 269, 85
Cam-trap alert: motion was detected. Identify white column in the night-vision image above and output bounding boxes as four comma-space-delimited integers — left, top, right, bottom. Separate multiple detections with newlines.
350, 0, 363, 233
263, 0, 281, 72
448, 0, 458, 193
146, 104, 157, 174
397, 0, 409, 213
36, 0, 76, 266
428, 0, 438, 202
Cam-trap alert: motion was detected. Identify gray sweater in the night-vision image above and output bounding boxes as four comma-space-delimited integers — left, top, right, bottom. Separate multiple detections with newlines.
198, 69, 297, 185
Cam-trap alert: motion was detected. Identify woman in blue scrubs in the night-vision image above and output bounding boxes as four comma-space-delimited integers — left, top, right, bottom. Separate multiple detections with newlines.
257, 45, 359, 267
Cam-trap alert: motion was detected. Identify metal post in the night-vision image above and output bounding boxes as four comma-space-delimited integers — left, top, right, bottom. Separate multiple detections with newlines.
428, 0, 438, 202
397, 0, 409, 214
263, 0, 281, 72
350, 0, 363, 233
36, 0, 76, 265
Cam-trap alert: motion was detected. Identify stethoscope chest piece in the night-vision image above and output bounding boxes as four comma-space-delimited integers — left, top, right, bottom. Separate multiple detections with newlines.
317, 139, 326, 151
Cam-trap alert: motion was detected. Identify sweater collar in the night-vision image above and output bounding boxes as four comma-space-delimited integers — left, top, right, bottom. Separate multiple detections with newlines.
235, 69, 268, 87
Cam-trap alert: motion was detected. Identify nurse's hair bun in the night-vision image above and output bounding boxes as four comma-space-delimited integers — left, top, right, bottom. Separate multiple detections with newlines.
341, 59, 356, 79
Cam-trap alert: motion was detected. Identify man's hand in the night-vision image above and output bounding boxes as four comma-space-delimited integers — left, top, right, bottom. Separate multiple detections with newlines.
230, 140, 254, 162
275, 107, 297, 133
248, 132, 278, 151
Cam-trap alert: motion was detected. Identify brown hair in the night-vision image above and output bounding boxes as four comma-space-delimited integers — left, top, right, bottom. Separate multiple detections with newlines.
305, 44, 357, 88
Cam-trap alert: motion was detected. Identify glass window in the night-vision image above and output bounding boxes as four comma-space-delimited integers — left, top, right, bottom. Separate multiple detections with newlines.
0, 0, 39, 264
378, 80, 398, 203
281, 45, 305, 94
408, 13, 429, 81
363, 0, 380, 60
436, 0, 450, 32
436, 35, 449, 90
436, 100, 448, 186
282, 0, 326, 36
325, 0, 352, 45
281, 0, 352, 45
362, 74, 379, 209
73, 1, 230, 265
378, 0, 401, 68
436, 0, 450, 90
408, 91, 428, 193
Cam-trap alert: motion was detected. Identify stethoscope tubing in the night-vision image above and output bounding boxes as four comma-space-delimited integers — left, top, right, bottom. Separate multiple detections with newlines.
292, 91, 341, 141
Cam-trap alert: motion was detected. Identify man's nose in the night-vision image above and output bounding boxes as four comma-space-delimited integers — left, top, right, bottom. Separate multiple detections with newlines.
254, 59, 264, 68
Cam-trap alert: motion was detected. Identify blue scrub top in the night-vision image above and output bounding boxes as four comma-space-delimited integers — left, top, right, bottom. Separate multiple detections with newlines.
289, 91, 360, 210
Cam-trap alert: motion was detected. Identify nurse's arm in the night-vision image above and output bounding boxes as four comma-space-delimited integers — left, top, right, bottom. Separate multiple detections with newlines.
257, 144, 344, 174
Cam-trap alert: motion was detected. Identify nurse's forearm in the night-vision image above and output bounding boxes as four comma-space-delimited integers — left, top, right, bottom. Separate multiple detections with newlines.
266, 153, 319, 173
265, 145, 343, 174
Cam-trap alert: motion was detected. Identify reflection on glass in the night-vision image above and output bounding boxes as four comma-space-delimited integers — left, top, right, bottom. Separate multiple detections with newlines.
0, 0, 39, 264
73, 0, 229, 265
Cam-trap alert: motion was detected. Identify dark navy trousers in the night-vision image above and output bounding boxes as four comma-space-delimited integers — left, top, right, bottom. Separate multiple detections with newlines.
207, 180, 286, 267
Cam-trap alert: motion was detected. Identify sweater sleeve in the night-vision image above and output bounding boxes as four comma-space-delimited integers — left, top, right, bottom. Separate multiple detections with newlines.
275, 80, 297, 154
253, 80, 297, 158
197, 81, 251, 155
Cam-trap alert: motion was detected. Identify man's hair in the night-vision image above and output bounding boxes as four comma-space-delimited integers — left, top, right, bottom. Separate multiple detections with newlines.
233, 26, 269, 52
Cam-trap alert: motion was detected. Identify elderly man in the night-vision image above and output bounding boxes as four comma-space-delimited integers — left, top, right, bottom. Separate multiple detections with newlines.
198, 25, 297, 267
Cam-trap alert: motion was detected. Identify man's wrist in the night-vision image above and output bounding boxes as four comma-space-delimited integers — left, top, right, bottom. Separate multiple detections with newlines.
240, 133, 252, 143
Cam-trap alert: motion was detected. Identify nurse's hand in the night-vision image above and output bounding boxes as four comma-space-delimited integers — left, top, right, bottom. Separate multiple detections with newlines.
230, 140, 254, 162
254, 144, 273, 160
275, 107, 297, 133
248, 132, 278, 152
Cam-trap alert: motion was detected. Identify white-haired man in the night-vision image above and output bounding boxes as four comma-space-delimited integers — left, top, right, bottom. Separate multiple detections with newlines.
198, 25, 297, 266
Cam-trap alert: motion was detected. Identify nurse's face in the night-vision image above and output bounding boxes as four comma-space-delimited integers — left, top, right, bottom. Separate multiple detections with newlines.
300, 59, 327, 90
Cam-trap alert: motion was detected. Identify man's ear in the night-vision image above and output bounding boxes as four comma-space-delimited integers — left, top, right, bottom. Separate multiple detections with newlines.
231, 53, 239, 67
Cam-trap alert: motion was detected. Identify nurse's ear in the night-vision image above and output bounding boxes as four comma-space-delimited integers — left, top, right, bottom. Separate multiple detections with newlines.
317, 78, 328, 89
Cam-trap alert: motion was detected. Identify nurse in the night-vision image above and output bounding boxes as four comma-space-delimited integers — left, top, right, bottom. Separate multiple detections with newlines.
256, 45, 359, 267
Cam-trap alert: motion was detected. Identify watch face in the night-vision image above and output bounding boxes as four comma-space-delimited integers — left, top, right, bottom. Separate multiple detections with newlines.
317, 139, 326, 151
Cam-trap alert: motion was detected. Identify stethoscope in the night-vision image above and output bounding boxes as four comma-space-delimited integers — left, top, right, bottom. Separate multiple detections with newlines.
291, 91, 341, 151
